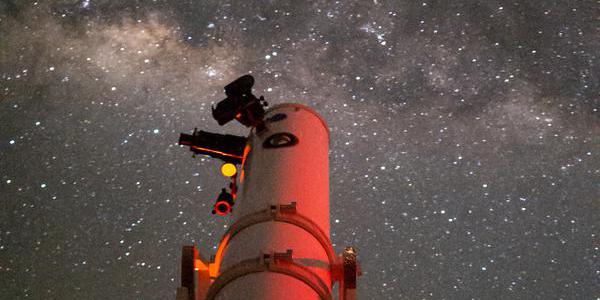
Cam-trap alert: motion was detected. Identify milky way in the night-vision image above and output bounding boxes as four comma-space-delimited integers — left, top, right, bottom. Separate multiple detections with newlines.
1, 1, 598, 299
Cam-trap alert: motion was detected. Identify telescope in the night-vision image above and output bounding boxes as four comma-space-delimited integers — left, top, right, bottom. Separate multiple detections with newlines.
176, 75, 360, 300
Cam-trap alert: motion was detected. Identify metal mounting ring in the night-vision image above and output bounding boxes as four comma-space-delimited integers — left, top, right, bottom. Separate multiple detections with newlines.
205, 253, 332, 300
212, 203, 337, 280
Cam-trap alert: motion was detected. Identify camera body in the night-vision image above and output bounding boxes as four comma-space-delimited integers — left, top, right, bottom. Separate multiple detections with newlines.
211, 75, 267, 127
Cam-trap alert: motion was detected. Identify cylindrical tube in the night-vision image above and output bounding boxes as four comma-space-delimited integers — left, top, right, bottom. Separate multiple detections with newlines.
213, 104, 331, 299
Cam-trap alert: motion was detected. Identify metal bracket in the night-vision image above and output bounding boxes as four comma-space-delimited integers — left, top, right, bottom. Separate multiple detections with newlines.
179, 203, 362, 300
210, 202, 337, 279
339, 247, 360, 300
205, 250, 332, 300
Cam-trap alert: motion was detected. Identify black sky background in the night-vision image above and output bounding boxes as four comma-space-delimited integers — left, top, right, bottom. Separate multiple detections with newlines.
1, 1, 599, 299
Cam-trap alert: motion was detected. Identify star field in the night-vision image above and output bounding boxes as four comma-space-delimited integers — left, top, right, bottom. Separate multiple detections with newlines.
0, 1, 598, 299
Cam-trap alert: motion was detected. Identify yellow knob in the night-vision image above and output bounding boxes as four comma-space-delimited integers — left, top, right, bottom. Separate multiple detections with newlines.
221, 163, 237, 177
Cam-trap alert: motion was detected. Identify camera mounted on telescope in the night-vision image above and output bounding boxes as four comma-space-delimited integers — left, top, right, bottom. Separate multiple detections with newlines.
211, 75, 268, 128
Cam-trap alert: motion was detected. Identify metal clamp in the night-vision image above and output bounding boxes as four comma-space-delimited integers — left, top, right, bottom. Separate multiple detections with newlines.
181, 203, 361, 300
211, 202, 337, 279
205, 250, 332, 300
339, 247, 360, 300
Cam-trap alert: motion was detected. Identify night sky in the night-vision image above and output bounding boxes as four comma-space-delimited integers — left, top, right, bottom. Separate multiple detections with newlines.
1, 1, 599, 299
